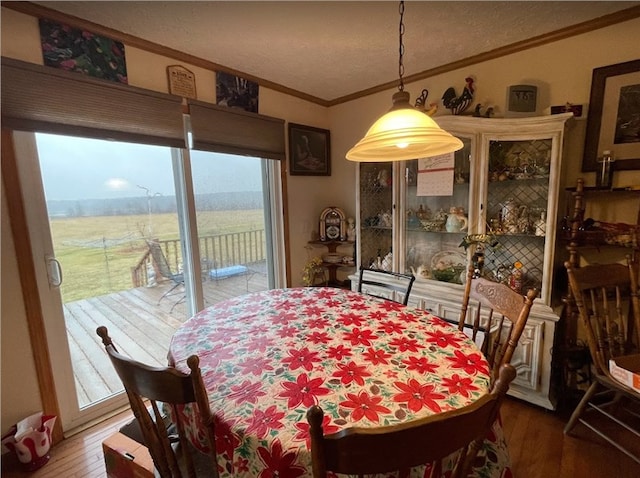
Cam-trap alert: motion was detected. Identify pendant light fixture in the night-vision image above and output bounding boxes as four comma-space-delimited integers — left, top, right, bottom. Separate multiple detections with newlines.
346, 1, 463, 162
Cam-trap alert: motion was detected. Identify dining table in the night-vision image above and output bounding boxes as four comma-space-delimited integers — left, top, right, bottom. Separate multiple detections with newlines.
168, 287, 512, 478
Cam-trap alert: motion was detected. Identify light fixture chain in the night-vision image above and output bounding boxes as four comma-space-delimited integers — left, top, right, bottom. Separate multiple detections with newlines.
398, 1, 405, 92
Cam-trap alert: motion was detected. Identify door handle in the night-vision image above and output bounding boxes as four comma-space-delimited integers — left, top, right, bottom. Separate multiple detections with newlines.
46, 255, 63, 288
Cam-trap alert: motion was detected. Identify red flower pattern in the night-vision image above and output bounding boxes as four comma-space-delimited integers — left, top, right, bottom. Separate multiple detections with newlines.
278, 373, 330, 408
446, 349, 490, 375
402, 356, 439, 374
227, 380, 267, 405
306, 330, 331, 345
343, 327, 378, 346
340, 391, 391, 422
257, 439, 306, 478
239, 356, 274, 376
336, 312, 366, 327
302, 305, 323, 316
278, 325, 299, 339
246, 405, 286, 438
441, 373, 480, 398
247, 336, 275, 353
307, 317, 330, 329
393, 379, 446, 413
363, 347, 392, 365
377, 319, 406, 334
388, 336, 425, 353
281, 347, 321, 372
426, 329, 464, 348
332, 361, 371, 386
368, 309, 389, 321
325, 344, 352, 361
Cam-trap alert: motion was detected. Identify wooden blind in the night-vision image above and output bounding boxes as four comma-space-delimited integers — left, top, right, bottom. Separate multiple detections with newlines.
188, 99, 285, 160
1, 57, 186, 148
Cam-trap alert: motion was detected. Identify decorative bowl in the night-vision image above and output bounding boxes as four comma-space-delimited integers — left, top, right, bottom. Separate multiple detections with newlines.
430, 250, 466, 283
431, 266, 465, 283
322, 253, 343, 264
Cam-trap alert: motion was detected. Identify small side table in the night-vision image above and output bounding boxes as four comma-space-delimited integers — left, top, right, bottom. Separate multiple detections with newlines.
307, 240, 355, 288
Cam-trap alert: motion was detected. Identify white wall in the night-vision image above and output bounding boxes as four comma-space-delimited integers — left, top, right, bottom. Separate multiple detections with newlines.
2, 6, 640, 434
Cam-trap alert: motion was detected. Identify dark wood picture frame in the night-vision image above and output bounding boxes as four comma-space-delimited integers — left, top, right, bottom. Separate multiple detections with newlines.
582, 59, 640, 172
288, 123, 331, 176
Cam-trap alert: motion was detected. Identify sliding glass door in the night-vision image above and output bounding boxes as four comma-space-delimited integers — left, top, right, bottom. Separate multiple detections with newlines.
13, 131, 284, 432
190, 150, 277, 300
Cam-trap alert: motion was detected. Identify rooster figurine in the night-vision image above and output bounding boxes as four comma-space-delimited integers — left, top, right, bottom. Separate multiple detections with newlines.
442, 77, 475, 115
414, 89, 438, 116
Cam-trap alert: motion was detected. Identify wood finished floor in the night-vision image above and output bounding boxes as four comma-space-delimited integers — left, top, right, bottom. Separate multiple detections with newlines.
2, 397, 639, 477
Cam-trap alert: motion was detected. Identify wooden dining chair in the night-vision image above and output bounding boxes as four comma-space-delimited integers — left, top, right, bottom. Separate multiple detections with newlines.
458, 264, 538, 375
307, 363, 516, 478
96, 326, 219, 478
564, 261, 640, 464
357, 267, 416, 305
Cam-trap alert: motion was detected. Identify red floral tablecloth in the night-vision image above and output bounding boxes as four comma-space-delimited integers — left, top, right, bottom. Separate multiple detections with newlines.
169, 287, 512, 477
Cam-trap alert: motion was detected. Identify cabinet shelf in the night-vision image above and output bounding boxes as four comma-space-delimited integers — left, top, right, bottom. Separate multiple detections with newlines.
565, 185, 640, 193
406, 228, 466, 234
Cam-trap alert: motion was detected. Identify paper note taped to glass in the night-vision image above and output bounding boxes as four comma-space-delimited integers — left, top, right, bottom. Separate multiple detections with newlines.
416, 152, 455, 196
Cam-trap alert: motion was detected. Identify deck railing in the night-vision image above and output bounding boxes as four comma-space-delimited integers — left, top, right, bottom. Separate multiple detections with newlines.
131, 230, 266, 287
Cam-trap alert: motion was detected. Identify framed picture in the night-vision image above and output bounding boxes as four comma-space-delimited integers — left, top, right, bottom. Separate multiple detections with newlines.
582, 59, 640, 171
39, 18, 128, 84
216, 71, 258, 113
288, 123, 331, 176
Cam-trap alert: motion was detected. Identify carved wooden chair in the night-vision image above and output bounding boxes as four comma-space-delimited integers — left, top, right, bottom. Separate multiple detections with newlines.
96, 326, 219, 478
564, 261, 640, 464
307, 364, 516, 478
358, 267, 416, 305
458, 264, 538, 375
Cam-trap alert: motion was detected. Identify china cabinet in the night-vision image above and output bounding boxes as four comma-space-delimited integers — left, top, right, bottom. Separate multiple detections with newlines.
352, 113, 574, 409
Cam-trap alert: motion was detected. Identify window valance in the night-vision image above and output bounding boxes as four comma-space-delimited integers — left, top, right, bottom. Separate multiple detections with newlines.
188, 99, 285, 161
1, 57, 286, 159
1, 57, 186, 148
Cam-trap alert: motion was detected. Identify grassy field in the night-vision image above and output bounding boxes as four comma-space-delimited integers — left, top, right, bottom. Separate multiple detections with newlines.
51, 210, 264, 302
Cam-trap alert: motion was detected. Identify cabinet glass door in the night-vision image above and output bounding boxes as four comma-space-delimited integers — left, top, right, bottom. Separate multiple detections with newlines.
403, 138, 472, 284
483, 139, 552, 295
359, 162, 393, 270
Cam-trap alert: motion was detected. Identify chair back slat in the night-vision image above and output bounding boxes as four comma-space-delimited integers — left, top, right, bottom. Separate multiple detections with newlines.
458, 265, 538, 376
97, 326, 219, 478
307, 364, 517, 478
565, 261, 636, 377
627, 255, 640, 348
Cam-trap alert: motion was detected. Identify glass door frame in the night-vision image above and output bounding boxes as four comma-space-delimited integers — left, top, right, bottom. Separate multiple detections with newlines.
12, 130, 286, 433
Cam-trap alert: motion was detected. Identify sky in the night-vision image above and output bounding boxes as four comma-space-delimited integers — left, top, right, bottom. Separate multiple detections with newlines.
35, 133, 264, 201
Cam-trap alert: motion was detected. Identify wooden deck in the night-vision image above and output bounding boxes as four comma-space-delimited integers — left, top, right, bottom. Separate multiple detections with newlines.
65, 264, 269, 408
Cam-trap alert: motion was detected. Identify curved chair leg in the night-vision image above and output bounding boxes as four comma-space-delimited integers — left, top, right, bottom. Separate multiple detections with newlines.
564, 380, 599, 435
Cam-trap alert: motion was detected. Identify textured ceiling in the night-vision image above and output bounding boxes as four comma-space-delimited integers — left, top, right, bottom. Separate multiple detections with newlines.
34, 1, 640, 102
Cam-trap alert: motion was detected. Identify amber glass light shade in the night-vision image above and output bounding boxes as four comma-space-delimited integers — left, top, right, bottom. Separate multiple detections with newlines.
346, 91, 463, 162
